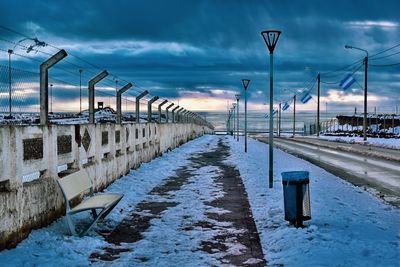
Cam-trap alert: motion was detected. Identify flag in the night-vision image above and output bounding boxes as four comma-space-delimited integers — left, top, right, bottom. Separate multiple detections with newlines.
300, 92, 312, 104
339, 74, 356, 90
282, 102, 290, 111
264, 110, 277, 119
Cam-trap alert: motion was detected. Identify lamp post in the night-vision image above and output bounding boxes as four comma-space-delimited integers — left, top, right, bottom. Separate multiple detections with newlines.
235, 94, 240, 142
345, 45, 368, 141
241, 79, 250, 152
261, 29, 281, 188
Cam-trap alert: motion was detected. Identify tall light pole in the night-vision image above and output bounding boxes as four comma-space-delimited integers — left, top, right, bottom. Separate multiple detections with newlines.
242, 79, 250, 152
235, 94, 240, 142
345, 45, 368, 141
262, 30, 281, 188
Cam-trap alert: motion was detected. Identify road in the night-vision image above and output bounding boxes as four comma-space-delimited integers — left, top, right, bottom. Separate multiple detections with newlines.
255, 136, 400, 207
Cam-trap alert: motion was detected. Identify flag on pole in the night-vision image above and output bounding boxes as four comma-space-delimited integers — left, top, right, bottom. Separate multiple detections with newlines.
339, 74, 356, 90
300, 92, 312, 104
282, 102, 290, 111
264, 109, 278, 119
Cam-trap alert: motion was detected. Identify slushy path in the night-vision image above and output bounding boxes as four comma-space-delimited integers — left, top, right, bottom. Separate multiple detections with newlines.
90, 138, 265, 266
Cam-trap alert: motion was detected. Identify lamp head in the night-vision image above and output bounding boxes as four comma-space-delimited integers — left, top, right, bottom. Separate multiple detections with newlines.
235, 94, 240, 101
261, 30, 282, 54
345, 45, 353, 49
241, 79, 250, 90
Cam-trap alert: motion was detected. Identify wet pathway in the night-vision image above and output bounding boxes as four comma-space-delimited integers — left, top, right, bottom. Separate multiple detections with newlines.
90, 138, 265, 266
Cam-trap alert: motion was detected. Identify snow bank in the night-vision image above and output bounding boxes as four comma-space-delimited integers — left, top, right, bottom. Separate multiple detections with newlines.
225, 136, 400, 266
320, 135, 400, 150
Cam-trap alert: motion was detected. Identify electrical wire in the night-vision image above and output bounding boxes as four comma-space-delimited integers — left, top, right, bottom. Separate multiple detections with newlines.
369, 62, 400, 67
369, 51, 400, 61
0, 24, 186, 113
369, 43, 400, 58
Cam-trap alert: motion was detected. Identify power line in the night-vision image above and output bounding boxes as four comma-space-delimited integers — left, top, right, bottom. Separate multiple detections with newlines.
320, 62, 364, 85
369, 43, 400, 58
0, 24, 177, 111
369, 62, 400, 67
320, 58, 364, 77
370, 51, 400, 61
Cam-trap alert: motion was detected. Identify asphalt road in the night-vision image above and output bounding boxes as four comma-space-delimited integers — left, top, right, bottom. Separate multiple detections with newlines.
255, 136, 400, 207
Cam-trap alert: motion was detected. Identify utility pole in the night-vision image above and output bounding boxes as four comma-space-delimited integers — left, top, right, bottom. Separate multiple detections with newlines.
278, 102, 281, 136
345, 45, 368, 141
293, 95, 296, 137
317, 73, 321, 137
233, 103, 236, 139
235, 94, 240, 142
364, 56, 368, 140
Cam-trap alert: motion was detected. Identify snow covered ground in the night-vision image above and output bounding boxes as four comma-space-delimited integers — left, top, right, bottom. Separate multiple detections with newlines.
0, 135, 219, 266
227, 136, 400, 266
319, 135, 400, 150
0, 135, 399, 266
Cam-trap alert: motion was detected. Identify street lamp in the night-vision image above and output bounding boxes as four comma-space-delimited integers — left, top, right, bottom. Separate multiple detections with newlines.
345, 45, 368, 141
242, 79, 250, 152
235, 94, 240, 142
261, 29, 281, 188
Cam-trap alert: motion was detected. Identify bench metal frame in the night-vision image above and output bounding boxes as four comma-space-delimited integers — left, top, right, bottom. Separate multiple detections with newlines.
57, 169, 123, 237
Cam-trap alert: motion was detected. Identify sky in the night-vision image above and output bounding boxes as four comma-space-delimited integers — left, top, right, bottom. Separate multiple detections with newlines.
0, 0, 399, 113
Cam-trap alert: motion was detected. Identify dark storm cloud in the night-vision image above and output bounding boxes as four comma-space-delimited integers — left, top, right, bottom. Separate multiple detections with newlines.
0, 0, 399, 110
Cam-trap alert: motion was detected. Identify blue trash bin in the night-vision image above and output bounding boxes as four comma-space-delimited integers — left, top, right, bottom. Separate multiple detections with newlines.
281, 171, 311, 227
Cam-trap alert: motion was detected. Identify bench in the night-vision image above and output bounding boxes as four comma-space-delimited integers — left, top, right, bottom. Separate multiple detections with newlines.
57, 169, 123, 237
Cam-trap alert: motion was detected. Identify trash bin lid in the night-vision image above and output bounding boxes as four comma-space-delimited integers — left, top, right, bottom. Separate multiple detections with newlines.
281, 171, 309, 183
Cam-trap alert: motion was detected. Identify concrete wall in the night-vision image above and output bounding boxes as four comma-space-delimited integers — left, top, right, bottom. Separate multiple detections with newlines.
0, 122, 212, 250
